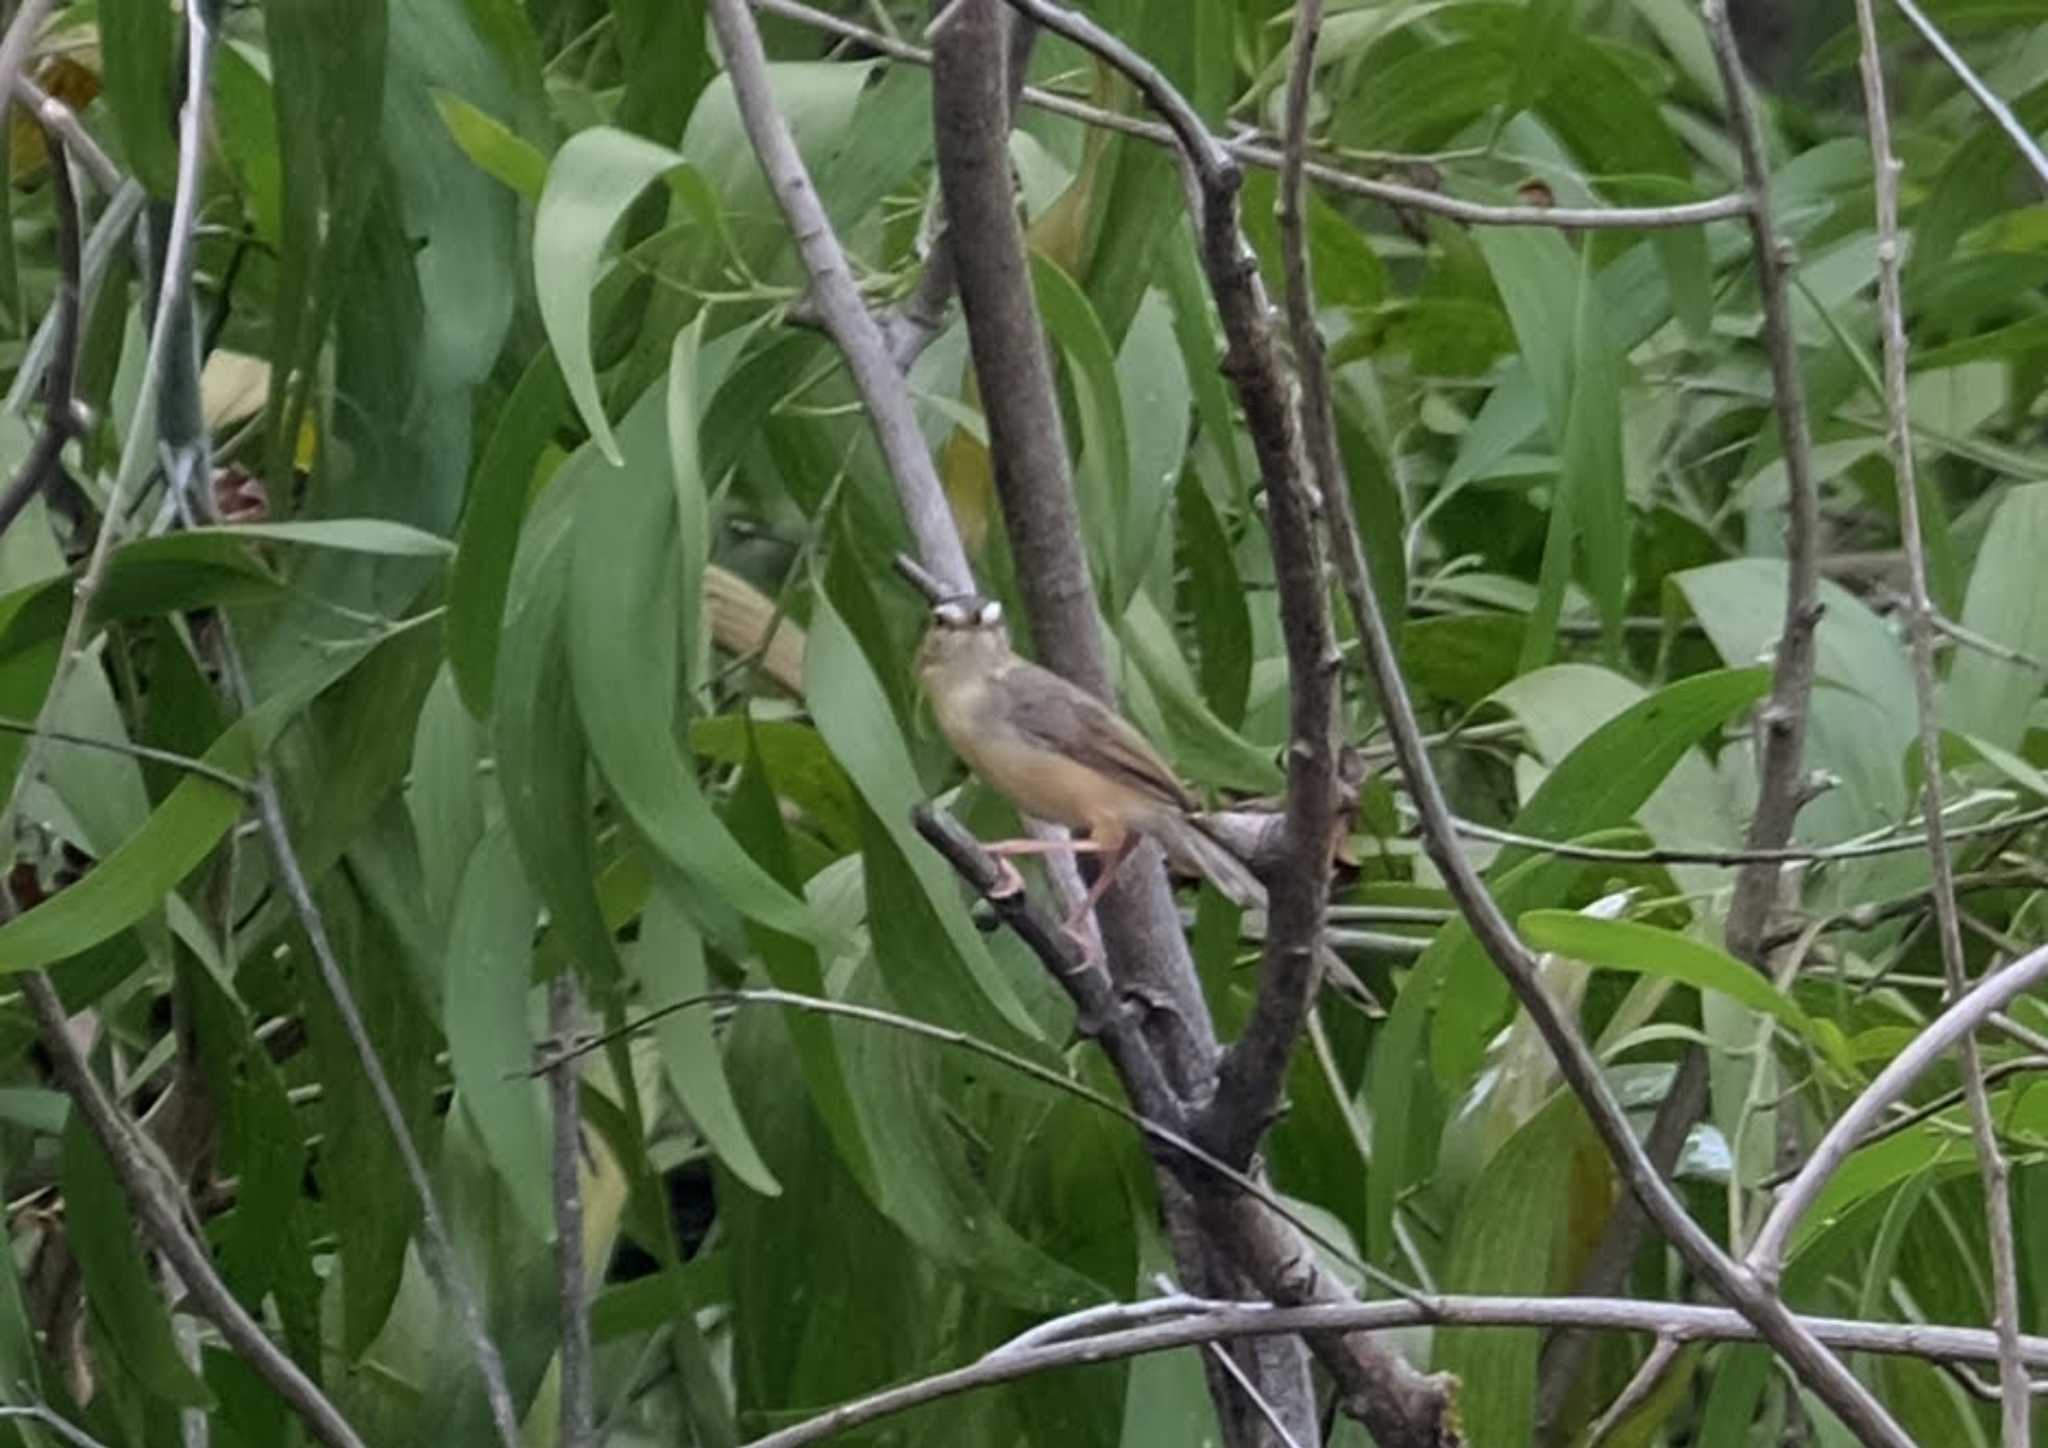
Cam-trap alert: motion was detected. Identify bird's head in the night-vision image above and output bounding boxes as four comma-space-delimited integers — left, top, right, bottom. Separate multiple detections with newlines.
916, 595, 1012, 682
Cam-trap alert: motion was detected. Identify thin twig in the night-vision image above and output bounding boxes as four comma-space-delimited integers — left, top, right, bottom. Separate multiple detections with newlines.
20, 974, 368, 1448
874, 9, 1037, 370
1888, 0, 2048, 189
146, 7, 522, 1438
5, 180, 145, 421
704, 0, 974, 596
0, 1403, 115, 1448
549, 974, 594, 1448
749, 0, 1750, 230
0, 713, 254, 792
1586, 1337, 1682, 1447
738, 1291, 2048, 1448
1706, 0, 1827, 975
1854, 10, 2027, 1435
1121, 0, 1912, 1423
545, 980, 1423, 1303
1928, 608, 2048, 675
1433, 798, 2048, 866
1751, 942, 2048, 1271
0, 112, 84, 537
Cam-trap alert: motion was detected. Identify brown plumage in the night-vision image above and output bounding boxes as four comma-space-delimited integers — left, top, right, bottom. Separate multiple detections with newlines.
916, 596, 1260, 926
915, 595, 1382, 1013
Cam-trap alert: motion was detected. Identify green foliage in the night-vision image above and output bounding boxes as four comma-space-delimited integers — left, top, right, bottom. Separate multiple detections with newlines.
0, 1, 2042, 1444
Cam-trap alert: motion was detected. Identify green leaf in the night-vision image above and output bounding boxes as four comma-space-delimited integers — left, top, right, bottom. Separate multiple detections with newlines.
187, 519, 456, 556
1947, 481, 2048, 752
494, 494, 626, 990
1518, 912, 1831, 1054
566, 385, 829, 948
101, 0, 180, 195
1430, 667, 1769, 1082
1114, 292, 1190, 610
1119, 591, 1285, 794
62, 1114, 213, 1407
1032, 251, 1131, 604
1437, 1095, 1596, 1448
443, 826, 553, 1238
636, 879, 781, 1196
432, 89, 548, 201
535, 127, 688, 463
450, 348, 567, 715
216, 42, 285, 248
1473, 228, 1626, 663
0, 725, 253, 974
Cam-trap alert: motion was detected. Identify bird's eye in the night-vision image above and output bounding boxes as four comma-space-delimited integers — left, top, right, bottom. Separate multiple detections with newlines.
977, 600, 1004, 627
934, 601, 970, 627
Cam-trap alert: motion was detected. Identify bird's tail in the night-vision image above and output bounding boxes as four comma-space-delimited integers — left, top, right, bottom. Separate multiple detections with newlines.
1150, 814, 1267, 911
1151, 814, 1384, 1018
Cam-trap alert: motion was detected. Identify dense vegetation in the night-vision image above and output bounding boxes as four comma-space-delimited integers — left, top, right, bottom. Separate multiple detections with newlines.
0, 0, 2043, 1445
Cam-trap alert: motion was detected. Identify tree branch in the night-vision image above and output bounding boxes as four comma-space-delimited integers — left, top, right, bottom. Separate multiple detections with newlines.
1887, 0, 2048, 189
1203, 0, 1341, 1174
1750, 941, 2048, 1272
704, 0, 975, 596
1023, 0, 1915, 1421
1850, 14, 2026, 1433
738, 1290, 2048, 1448
548, 974, 594, 1448
20, 974, 367, 1448
1548, 3, 1857, 1412
750, 0, 1749, 231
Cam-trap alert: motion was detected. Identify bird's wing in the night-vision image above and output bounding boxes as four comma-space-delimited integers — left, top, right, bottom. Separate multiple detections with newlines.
993, 659, 1198, 814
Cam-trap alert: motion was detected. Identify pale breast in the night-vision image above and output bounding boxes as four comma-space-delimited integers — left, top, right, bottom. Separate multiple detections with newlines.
934, 677, 1155, 837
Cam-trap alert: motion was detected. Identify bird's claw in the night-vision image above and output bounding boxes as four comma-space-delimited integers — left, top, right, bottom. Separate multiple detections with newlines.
988, 857, 1027, 900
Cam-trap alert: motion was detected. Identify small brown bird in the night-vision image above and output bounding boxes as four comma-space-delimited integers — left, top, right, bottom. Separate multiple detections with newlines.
915, 595, 1273, 942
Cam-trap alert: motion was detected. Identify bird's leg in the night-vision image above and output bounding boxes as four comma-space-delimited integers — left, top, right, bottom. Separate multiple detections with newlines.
1058, 833, 1138, 952
979, 836, 1106, 900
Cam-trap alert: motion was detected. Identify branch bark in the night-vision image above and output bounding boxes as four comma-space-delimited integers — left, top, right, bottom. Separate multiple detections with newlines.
740, 1289, 2048, 1448
1200, 0, 1343, 1174
970, 0, 1916, 1424
1849, 21, 2026, 1434
1544, 1, 1838, 1418
751, 0, 1749, 230
21, 974, 368, 1448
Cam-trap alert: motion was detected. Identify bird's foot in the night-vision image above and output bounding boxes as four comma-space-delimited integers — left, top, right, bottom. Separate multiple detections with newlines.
987, 856, 1028, 900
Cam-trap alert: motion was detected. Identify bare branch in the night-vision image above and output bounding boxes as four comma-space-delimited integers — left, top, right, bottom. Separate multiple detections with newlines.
750, 0, 1750, 230
703, 0, 974, 597
1887, 0, 2048, 189
1704, 0, 1826, 974
1205, 0, 1341, 1173
1751, 942, 2048, 1271
739, 1291, 2048, 1448
1852, 13, 2026, 1433
1126, 0, 1908, 1424
1431, 799, 2048, 867
0, 0, 56, 137
20, 974, 368, 1448
549, 975, 594, 1448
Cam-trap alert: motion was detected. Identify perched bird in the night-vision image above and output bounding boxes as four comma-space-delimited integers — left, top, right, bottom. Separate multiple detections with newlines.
914, 595, 1343, 962
915, 596, 1268, 941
